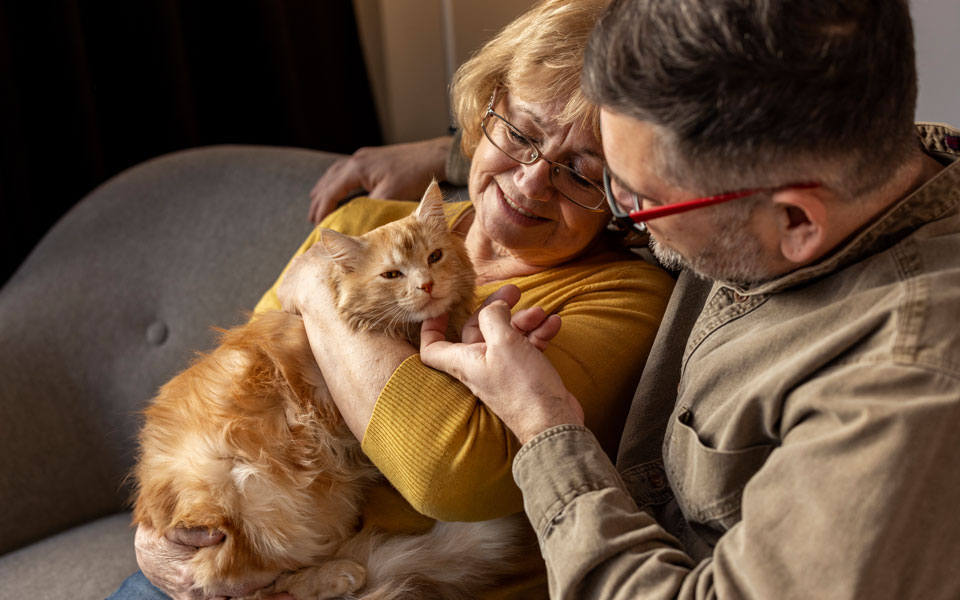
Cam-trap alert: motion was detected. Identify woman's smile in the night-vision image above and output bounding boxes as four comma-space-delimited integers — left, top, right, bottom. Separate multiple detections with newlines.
496, 182, 550, 226
465, 92, 610, 269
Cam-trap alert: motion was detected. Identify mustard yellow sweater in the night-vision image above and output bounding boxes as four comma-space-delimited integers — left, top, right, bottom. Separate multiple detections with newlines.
254, 198, 675, 597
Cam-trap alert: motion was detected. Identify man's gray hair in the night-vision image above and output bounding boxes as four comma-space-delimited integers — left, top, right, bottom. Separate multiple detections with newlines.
583, 0, 919, 198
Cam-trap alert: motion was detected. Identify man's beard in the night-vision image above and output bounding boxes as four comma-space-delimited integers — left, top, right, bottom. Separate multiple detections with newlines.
647, 213, 775, 288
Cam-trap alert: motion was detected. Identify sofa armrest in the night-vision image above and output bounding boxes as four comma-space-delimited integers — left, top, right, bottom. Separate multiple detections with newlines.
0, 145, 343, 554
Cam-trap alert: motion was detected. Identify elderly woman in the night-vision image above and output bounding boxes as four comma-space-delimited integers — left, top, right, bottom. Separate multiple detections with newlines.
113, 1, 673, 598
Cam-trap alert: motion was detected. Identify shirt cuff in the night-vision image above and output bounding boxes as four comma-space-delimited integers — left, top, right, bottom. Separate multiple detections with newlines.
513, 425, 629, 539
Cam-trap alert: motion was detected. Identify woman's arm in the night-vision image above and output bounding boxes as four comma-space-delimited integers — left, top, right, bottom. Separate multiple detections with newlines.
274, 245, 417, 440
261, 201, 674, 522
276, 251, 547, 442
359, 263, 673, 521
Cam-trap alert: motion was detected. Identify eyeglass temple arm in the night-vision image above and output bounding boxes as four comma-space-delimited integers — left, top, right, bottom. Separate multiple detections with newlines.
627, 182, 820, 223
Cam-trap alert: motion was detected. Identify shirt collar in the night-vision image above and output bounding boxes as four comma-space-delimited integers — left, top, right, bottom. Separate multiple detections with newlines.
732, 123, 960, 295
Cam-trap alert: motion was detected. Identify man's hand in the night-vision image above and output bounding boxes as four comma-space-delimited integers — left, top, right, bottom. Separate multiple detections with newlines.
134, 525, 288, 600
420, 291, 584, 445
455, 285, 561, 349
308, 136, 453, 224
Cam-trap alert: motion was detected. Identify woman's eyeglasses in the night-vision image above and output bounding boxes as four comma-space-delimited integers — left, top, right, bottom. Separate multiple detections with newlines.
481, 90, 607, 212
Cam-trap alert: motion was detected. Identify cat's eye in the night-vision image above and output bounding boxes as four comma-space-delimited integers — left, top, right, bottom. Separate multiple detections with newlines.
428, 249, 443, 264
381, 270, 403, 279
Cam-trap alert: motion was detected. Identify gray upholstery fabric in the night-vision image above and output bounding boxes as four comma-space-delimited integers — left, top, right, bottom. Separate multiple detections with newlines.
0, 146, 344, 592
0, 513, 137, 600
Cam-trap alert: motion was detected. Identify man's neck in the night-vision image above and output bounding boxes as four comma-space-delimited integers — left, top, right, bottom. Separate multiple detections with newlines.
864, 152, 943, 219
826, 152, 942, 251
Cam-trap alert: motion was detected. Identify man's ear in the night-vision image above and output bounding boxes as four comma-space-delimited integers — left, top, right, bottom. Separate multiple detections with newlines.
771, 188, 829, 265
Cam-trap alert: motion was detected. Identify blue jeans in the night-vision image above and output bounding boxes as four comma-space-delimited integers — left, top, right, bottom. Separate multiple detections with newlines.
107, 571, 171, 600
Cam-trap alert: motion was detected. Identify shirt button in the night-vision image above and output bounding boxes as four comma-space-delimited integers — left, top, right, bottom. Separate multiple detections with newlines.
648, 468, 666, 489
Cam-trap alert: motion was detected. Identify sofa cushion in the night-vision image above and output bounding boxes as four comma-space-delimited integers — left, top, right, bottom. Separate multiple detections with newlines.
0, 512, 137, 599
0, 146, 341, 555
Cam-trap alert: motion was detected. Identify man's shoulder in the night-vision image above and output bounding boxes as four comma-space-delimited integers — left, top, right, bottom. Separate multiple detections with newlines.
915, 122, 960, 163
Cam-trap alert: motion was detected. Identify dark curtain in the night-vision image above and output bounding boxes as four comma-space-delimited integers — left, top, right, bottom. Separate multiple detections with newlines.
0, 0, 382, 285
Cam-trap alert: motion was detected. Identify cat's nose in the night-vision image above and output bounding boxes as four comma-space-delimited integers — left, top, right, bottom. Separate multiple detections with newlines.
419, 281, 434, 295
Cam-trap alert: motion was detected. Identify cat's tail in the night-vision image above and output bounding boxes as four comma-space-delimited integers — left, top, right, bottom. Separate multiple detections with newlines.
341, 515, 529, 600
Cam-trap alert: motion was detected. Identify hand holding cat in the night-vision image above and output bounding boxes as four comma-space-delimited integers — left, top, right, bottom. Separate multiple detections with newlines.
308, 136, 453, 223
420, 289, 585, 446
134, 524, 292, 600
276, 244, 337, 320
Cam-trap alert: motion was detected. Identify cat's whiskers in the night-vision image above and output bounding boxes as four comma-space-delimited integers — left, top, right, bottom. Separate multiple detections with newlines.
360, 302, 409, 334
385, 304, 413, 334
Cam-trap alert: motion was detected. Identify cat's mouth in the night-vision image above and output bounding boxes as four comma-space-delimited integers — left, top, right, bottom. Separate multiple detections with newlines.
412, 296, 450, 320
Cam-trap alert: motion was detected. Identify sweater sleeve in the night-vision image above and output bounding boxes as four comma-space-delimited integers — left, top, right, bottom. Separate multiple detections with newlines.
361, 258, 675, 521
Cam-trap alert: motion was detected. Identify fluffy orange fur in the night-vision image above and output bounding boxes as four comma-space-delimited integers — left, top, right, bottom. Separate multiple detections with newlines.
132, 183, 519, 599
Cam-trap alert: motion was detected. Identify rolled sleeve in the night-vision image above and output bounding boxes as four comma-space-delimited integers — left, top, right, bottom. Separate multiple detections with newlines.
511, 365, 960, 600
514, 426, 692, 600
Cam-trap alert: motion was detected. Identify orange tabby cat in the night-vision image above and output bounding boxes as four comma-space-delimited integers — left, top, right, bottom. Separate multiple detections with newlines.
132, 182, 519, 599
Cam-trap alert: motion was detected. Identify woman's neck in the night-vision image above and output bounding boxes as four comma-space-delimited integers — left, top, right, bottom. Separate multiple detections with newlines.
463, 222, 548, 286
454, 206, 605, 287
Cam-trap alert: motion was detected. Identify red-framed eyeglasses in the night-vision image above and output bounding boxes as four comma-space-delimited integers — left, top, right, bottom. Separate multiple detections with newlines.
603, 167, 821, 234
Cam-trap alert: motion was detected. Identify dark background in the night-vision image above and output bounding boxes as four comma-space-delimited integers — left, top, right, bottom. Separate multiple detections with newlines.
0, 0, 382, 286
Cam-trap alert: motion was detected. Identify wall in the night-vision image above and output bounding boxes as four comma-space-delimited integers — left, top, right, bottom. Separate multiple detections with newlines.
353, 0, 536, 143
356, 0, 959, 144
912, 0, 960, 125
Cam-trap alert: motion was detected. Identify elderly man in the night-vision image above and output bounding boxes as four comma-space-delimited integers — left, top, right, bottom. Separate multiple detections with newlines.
421, 0, 960, 597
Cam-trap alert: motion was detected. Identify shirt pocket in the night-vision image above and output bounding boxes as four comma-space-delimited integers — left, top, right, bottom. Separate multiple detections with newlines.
620, 459, 674, 510
666, 408, 773, 532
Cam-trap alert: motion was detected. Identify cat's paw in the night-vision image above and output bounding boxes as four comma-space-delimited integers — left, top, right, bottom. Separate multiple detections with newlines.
272, 559, 367, 600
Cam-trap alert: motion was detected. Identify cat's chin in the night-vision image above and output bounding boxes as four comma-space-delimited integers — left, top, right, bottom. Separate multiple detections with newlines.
412, 299, 454, 322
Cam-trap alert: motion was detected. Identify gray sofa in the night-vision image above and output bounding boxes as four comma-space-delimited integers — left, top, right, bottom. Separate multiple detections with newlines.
0, 146, 346, 599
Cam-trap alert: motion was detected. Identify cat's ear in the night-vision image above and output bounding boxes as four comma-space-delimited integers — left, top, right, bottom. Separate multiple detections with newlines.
414, 179, 447, 228
318, 229, 364, 272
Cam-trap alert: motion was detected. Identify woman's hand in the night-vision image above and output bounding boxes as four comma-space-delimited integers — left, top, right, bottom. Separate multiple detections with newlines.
276, 244, 336, 318
276, 244, 417, 441
420, 290, 584, 446
134, 524, 289, 600
308, 136, 453, 224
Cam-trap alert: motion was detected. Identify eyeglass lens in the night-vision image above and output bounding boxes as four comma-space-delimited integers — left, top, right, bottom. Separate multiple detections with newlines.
605, 173, 640, 216
483, 113, 606, 210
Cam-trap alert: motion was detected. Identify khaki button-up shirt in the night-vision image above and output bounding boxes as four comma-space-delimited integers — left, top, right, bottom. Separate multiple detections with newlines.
513, 124, 960, 599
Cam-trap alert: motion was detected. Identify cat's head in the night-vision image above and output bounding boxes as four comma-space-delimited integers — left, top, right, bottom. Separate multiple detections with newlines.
318, 181, 476, 334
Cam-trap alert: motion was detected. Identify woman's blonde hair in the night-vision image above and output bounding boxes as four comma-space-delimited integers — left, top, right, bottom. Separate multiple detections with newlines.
451, 0, 609, 158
